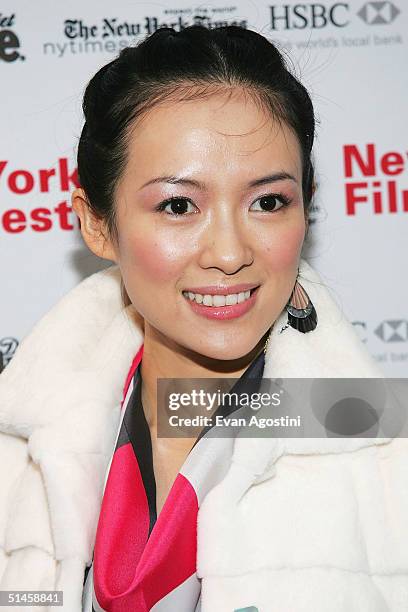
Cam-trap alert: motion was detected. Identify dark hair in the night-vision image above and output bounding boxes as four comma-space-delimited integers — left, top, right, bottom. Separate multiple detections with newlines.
77, 25, 315, 242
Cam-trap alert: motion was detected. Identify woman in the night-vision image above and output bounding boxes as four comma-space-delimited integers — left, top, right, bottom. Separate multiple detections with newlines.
0, 25, 407, 612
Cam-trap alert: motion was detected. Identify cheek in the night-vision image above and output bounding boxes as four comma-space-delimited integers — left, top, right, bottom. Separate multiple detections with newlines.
119, 226, 192, 283
260, 220, 305, 271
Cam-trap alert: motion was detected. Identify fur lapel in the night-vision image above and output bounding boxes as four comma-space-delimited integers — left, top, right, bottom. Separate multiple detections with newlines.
227, 259, 390, 499
0, 259, 388, 567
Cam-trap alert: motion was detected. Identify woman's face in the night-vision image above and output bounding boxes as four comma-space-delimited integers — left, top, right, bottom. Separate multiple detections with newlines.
109, 88, 306, 360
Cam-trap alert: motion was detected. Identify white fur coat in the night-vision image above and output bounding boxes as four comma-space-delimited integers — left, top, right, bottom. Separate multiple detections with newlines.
0, 259, 407, 611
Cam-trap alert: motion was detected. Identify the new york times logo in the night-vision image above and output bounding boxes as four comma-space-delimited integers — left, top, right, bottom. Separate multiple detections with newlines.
44, 10, 248, 57
0, 13, 25, 62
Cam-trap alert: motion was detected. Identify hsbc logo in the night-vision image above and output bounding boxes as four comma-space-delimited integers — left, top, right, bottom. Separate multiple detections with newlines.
357, 2, 400, 25
352, 320, 408, 344
375, 320, 408, 342
269, 2, 401, 30
269, 3, 350, 29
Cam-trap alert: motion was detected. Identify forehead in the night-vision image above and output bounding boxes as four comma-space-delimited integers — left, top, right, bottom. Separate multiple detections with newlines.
122, 88, 302, 186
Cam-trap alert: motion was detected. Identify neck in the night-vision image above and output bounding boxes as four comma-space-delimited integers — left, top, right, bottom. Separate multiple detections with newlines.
140, 323, 270, 432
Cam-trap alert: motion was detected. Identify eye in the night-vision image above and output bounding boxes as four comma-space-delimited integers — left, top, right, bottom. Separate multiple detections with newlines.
250, 194, 292, 212
155, 197, 197, 216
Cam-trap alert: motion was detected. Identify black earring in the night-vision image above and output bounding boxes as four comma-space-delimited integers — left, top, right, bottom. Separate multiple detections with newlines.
284, 279, 318, 333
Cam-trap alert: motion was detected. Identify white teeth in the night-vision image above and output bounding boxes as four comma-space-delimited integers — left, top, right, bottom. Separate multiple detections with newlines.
226, 293, 238, 305
213, 295, 226, 307
183, 288, 255, 307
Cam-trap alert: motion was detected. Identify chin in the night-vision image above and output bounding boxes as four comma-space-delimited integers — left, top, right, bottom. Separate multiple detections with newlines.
192, 341, 258, 363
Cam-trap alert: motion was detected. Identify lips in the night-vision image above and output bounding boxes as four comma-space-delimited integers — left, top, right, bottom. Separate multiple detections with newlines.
182, 285, 260, 320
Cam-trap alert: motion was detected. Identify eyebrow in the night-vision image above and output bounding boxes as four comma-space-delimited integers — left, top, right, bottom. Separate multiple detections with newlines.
139, 171, 297, 191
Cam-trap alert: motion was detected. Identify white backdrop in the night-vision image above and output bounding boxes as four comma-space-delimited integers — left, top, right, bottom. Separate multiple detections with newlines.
1, 0, 407, 374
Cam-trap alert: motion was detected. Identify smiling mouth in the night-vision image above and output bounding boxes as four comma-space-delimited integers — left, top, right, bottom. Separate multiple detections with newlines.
182, 286, 260, 307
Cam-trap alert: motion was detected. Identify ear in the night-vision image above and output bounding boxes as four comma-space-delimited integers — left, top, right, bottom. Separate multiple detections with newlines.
71, 188, 118, 263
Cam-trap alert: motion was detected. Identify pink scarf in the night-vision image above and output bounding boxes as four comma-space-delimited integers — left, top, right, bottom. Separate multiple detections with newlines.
87, 344, 265, 611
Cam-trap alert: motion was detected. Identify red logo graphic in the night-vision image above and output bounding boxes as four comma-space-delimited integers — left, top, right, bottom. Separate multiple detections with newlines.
0, 158, 79, 233
343, 143, 408, 215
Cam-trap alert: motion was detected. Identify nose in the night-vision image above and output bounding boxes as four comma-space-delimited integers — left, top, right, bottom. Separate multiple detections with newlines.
197, 206, 254, 275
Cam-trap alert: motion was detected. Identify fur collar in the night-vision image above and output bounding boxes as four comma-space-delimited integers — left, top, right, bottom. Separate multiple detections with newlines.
0, 259, 389, 564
